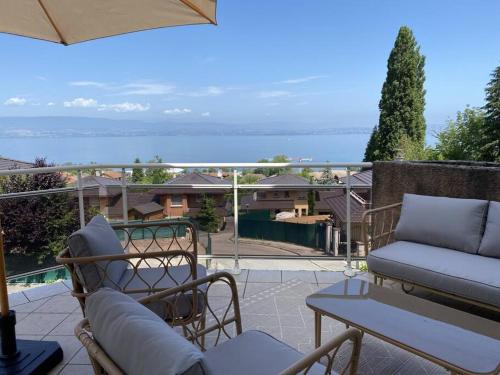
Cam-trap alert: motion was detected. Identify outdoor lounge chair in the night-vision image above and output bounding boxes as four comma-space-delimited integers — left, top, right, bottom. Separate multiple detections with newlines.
76, 272, 362, 375
57, 215, 206, 315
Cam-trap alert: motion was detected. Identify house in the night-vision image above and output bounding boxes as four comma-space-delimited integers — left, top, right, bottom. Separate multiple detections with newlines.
128, 202, 164, 221
0, 157, 33, 170
241, 174, 311, 217
154, 173, 230, 218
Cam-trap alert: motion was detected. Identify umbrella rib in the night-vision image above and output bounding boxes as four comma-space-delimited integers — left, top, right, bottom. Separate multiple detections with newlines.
37, 0, 68, 45
179, 0, 217, 25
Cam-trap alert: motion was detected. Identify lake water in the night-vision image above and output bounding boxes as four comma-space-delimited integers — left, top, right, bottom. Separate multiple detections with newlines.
1, 134, 371, 164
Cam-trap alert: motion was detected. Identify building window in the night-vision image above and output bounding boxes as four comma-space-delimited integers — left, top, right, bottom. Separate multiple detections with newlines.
284, 191, 290, 198
257, 192, 266, 200
170, 194, 183, 207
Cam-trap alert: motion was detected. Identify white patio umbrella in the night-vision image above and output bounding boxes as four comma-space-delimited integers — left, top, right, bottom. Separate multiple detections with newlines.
0, 0, 217, 45
0, 1, 217, 373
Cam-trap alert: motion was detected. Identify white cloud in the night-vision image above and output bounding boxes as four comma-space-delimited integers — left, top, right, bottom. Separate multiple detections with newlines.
98, 102, 150, 112
184, 86, 225, 97
4, 97, 27, 106
47, 102, 55, 106
119, 83, 175, 95
69, 81, 107, 88
201, 112, 211, 117
36, 76, 47, 81
277, 75, 326, 84
63, 97, 99, 108
258, 90, 291, 99
163, 108, 192, 115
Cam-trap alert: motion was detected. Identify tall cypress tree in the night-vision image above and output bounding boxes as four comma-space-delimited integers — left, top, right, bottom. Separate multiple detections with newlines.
364, 26, 426, 161
481, 66, 500, 161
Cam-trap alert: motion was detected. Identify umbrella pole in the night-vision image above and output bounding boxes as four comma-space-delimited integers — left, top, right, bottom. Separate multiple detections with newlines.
0, 218, 63, 374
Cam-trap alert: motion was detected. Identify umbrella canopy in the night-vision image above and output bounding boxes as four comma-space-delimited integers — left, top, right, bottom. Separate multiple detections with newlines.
0, 0, 217, 45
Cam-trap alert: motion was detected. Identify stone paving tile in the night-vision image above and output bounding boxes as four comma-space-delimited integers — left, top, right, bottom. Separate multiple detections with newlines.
23, 281, 69, 301
69, 347, 92, 365
282, 270, 317, 283
49, 312, 84, 336
247, 269, 282, 283
57, 364, 94, 375
315, 270, 347, 284
36, 294, 80, 314
17, 313, 69, 336
13, 297, 50, 313
243, 282, 280, 298
8, 291, 29, 306
45, 335, 86, 375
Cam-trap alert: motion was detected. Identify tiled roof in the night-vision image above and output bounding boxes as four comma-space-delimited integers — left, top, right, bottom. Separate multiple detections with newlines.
0, 157, 33, 170
129, 201, 164, 215
340, 169, 372, 187
322, 192, 368, 223
82, 176, 122, 187
256, 174, 311, 185
165, 173, 229, 185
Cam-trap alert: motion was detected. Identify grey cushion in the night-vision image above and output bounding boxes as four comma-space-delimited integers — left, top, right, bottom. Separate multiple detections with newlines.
86, 288, 210, 375
204, 330, 329, 375
478, 201, 500, 258
118, 264, 207, 317
68, 215, 127, 291
367, 241, 500, 307
394, 194, 488, 253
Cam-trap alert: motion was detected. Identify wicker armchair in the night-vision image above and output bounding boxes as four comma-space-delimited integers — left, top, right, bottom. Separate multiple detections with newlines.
57, 216, 204, 314
76, 271, 362, 375
361, 202, 402, 252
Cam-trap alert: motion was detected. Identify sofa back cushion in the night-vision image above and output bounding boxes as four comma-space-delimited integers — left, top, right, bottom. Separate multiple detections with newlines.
394, 194, 488, 253
86, 288, 210, 375
478, 201, 500, 258
68, 215, 127, 291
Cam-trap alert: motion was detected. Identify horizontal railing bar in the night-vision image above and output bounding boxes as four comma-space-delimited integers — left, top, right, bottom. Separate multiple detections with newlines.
0, 162, 371, 176
197, 254, 366, 261
6, 265, 66, 282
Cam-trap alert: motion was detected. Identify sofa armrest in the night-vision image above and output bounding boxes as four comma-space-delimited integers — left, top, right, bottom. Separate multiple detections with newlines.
362, 202, 402, 252
138, 271, 242, 350
57, 248, 197, 313
280, 328, 362, 375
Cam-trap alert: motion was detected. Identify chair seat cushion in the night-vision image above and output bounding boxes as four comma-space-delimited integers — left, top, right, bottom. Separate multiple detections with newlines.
68, 215, 127, 291
86, 288, 210, 375
478, 201, 500, 258
119, 264, 207, 318
367, 241, 500, 307
204, 330, 329, 375
394, 194, 488, 254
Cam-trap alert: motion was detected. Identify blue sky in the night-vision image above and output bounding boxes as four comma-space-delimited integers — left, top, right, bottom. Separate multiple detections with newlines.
0, 0, 499, 128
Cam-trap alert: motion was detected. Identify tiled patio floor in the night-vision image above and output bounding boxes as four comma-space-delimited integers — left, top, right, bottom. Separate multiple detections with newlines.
9, 270, 452, 374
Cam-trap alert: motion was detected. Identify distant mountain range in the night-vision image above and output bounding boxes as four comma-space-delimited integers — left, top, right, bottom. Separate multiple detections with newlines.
0, 116, 373, 137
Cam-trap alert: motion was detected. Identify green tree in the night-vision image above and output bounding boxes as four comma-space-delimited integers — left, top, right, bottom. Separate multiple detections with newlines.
131, 157, 145, 183
144, 155, 172, 184
253, 159, 269, 175
318, 167, 337, 185
434, 107, 486, 161
307, 177, 315, 215
0, 158, 95, 262
481, 66, 500, 161
365, 26, 426, 161
197, 195, 219, 232
239, 174, 260, 184
300, 167, 312, 179
363, 126, 380, 161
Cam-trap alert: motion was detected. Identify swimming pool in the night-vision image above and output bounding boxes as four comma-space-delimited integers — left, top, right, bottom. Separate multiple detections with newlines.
7, 267, 70, 285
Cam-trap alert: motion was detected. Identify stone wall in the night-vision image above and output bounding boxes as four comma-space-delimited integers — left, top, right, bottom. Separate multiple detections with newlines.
372, 160, 500, 208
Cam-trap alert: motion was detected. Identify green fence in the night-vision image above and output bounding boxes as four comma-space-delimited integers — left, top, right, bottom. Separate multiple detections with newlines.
110, 218, 189, 241
239, 214, 321, 249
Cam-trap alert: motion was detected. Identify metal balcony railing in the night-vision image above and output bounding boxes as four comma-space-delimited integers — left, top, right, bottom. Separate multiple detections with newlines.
0, 162, 372, 278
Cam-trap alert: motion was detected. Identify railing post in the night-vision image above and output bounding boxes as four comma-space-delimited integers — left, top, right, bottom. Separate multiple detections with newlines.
121, 168, 128, 226
232, 169, 241, 274
344, 168, 355, 277
76, 170, 85, 229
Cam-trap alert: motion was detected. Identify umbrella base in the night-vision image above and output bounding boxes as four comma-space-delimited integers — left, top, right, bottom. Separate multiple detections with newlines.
0, 340, 63, 375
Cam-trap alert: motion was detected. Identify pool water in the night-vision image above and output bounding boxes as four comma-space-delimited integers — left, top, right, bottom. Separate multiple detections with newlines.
7, 267, 70, 285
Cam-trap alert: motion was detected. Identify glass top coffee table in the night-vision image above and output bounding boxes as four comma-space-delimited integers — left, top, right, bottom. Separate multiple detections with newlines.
306, 279, 500, 375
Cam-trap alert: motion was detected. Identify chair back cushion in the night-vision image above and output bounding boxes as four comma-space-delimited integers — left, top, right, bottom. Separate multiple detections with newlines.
394, 194, 488, 253
478, 201, 500, 258
68, 215, 127, 291
86, 288, 210, 375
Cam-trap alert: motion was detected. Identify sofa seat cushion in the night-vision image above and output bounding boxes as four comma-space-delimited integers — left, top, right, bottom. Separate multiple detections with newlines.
367, 241, 500, 308
68, 215, 127, 291
394, 194, 488, 254
204, 330, 330, 375
118, 264, 207, 318
86, 288, 210, 375
478, 201, 500, 258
